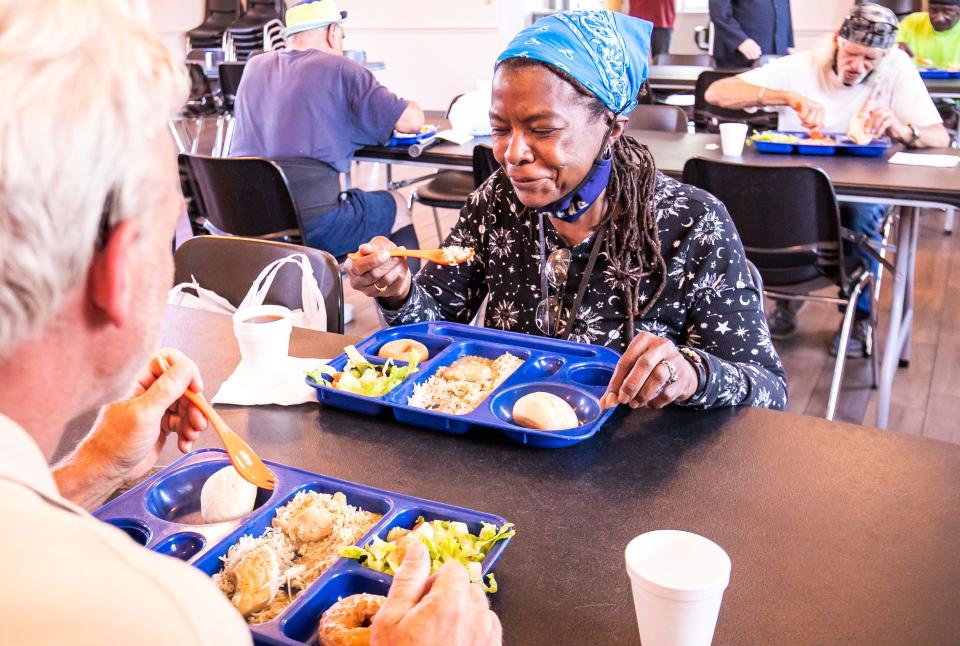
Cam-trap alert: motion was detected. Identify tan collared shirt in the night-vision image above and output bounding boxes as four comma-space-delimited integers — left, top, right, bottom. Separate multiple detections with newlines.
0, 414, 251, 645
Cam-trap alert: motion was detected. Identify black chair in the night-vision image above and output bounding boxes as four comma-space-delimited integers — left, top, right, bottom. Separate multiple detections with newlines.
170, 63, 219, 155
693, 70, 777, 133
627, 104, 688, 133
188, 0, 241, 49
214, 62, 245, 155
653, 53, 714, 67
227, 0, 284, 61
181, 155, 341, 245
681, 157, 879, 421
174, 236, 344, 333
409, 145, 499, 243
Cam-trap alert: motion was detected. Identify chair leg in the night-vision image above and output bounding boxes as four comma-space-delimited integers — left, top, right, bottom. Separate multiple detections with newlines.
432, 207, 443, 244
169, 120, 187, 154
945, 207, 956, 235
222, 116, 236, 157
213, 115, 225, 157
190, 118, 203, 154
826, 279, 867, 421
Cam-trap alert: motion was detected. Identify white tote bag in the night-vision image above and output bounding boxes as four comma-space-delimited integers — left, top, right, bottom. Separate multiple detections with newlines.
168, 253, 328, 332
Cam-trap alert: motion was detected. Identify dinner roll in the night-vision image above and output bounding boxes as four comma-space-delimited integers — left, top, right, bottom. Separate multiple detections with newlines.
200, 465, 258, 523
512, 392, 580, 431
378, 339, 429, 363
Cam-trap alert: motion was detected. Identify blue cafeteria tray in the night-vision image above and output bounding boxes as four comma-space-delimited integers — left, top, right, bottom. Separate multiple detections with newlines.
305, 321, 622, 449
94, 448, 512, 646
752, 130, 891, 157
919, 67, 960, 79
385, 125, 438, 147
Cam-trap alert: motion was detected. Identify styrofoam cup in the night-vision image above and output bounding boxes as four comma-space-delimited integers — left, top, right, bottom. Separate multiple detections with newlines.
719, 123, 748, 157
232, 305, 292, 378
625, 530, 731, 646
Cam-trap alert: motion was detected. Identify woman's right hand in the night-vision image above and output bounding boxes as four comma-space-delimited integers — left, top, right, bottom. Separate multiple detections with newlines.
344, 236, 412, 308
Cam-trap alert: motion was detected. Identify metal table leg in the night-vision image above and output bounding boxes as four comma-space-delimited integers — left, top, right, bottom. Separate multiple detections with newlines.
899, 210, 919, 367
876, 206, 917, 429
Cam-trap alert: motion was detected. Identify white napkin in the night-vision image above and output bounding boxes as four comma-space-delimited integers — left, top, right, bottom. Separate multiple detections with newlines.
888, 152, 960, 168
212, 356, 328, 406
436, 129, 474, 145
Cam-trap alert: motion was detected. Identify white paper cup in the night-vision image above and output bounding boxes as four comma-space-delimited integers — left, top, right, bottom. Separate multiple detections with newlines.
719, 123, 748, 157
625, 530, 731, 646
232, 305, 292, 378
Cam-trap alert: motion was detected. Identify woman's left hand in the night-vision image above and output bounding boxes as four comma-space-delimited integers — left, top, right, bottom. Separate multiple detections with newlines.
601, 333, 699, 410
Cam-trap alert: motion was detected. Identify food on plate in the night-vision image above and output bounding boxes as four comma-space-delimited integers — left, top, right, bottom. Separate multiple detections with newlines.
318, 593, 385, 646
440, 245, 475, 264
215, 490, 381, 623
511, 391, 580, 431
803, 131, 836, 145
377, 338, 430, 364
308, 345, 418, 397
200, 465, 259, 523
407, 352, 524, 414
341, 518, 515, 593
916, 57, 934, 67
847, 111, 873, 145
393, 124, 436, 139
751, 132, 799, 144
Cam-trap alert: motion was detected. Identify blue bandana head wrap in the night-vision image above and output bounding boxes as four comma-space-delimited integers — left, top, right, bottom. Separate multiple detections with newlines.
495, 11, 652, 222
496, 10, 653, 117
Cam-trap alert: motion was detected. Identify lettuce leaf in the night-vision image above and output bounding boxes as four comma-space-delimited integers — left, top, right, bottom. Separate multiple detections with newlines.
308, 345, 419, 397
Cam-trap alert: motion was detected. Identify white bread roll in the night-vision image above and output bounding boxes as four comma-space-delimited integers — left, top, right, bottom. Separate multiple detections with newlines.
512, 392, 580, 431
200, 465, 258, 523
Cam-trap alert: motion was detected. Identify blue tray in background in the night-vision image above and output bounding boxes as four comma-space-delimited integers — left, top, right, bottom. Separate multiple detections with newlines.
752, 131, 891, 157
94, 448, 512, 646
385, 125, 438, 147
306, 322, 621, 449
919, 67, 960, 79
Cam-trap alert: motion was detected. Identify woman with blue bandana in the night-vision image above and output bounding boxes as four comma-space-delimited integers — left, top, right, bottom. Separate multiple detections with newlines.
347, 11, 787, 411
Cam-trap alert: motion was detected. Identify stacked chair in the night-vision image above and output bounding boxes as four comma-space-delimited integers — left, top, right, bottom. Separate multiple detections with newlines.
187, 0, 241, 50
225, 0, 285, 61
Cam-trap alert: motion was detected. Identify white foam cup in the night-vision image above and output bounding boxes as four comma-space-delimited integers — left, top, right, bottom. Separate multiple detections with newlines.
719, 122, 749, 157
625, 530, 731, 646
232, 305, 293, 378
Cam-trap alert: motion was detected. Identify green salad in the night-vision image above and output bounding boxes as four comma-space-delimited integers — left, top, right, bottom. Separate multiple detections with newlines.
340, 517, 515, 593
307, 345, 418, 397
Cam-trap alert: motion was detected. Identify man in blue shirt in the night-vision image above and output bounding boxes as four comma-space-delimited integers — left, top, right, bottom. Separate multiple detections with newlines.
709, 0, 794, 69
231, 0, 425, 266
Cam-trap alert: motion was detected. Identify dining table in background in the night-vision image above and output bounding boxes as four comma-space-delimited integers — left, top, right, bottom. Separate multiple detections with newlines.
356, 130, 960, 430
60, 305, 960, 645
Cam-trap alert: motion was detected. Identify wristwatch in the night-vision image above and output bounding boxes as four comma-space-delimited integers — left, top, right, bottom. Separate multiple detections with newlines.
905, 123, 922, 148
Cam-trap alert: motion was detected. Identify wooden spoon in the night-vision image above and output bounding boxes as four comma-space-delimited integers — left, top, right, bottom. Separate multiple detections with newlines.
157, 356, 278, 490
347, 247, 475, 266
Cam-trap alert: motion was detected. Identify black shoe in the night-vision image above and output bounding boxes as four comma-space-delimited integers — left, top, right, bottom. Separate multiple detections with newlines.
767, 301, 799, 340
830, 319, 872, 358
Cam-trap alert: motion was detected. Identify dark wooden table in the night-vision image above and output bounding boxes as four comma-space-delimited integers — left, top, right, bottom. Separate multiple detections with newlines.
356, 130, 960, 429
144, 306, 960, 645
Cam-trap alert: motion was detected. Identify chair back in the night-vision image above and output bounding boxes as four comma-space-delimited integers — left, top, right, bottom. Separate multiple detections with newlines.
694, 70, 775, 133
472, 145, 500, 188
654, 53, 714, 67
218, 62, 246, 112
627, 104, 688, 133
174, 236, 344, 333
681, 158, 848, 287
182, 155, 339, 242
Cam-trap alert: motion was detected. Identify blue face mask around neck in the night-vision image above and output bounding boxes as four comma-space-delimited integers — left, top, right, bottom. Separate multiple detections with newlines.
532, 154, 613, 223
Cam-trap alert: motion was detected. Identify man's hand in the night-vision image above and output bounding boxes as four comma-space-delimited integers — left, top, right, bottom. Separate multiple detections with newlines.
54, 349, 208, 509
866, 106, 911, 143
738, 38, 762, 60
788, 93, 826, 130
600, 333, 698, 410
371, 541, 502, 646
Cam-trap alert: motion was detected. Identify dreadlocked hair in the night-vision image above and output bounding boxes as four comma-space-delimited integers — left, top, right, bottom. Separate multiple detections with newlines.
497, 57, 666, 340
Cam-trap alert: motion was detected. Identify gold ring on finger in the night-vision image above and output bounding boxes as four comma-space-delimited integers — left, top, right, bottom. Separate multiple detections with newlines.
659, 359, 678, 384
373, 280, 387, 292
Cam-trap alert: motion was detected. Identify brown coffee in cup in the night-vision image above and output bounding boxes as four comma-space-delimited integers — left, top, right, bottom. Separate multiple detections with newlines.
243, 315, 285, 324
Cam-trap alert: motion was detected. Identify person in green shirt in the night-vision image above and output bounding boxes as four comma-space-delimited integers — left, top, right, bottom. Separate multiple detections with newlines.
897, 1, 960, 68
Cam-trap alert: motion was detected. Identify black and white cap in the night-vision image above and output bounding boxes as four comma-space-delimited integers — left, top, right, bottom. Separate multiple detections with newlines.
839, 3, 900, 50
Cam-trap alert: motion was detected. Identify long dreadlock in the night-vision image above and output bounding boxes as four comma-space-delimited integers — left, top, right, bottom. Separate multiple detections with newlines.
498, 58, 666, 342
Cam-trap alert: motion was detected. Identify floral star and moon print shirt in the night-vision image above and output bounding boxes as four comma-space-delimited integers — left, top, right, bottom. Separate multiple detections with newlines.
380, 170, 788, 410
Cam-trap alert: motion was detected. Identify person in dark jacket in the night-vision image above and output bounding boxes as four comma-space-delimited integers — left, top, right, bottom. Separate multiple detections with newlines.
709, 0, 794, 69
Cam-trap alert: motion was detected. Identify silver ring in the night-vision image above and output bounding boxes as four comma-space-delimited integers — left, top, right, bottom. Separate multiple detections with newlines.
373, 280, 387, 293
659, 359, 679, 384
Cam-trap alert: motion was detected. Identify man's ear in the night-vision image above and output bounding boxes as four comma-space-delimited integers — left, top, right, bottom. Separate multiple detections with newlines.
87, 218, 140, 327
326, 23, 338, 49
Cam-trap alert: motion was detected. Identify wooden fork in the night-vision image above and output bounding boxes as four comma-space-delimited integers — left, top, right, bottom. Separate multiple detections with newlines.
157, 356, 278, 490
346, 248, 475, 266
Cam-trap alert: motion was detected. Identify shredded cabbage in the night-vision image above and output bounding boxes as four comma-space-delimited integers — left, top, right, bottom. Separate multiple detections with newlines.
307, 345, 418, 397
340, 518, 515, 593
